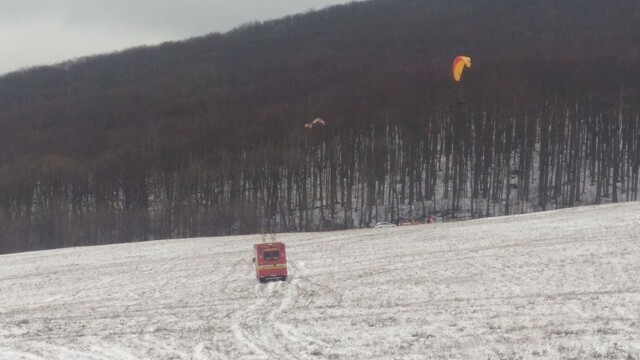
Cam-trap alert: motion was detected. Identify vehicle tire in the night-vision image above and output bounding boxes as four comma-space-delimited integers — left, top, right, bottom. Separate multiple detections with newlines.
259, 278, 266, 283
281, 276, 287, 281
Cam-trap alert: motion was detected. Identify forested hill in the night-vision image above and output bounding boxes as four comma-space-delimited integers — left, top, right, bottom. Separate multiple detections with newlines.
1, 0, 640, 254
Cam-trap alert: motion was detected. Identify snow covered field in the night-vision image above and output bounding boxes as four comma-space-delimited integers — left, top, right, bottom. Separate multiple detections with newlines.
1, 203, 639, 359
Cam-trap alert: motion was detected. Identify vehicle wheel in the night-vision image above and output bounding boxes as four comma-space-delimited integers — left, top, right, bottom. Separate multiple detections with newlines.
259, 278, 266, 283
281, 276, 287, 281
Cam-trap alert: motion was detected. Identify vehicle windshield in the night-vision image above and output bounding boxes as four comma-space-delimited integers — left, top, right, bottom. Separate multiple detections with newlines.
264, 250, 280, 260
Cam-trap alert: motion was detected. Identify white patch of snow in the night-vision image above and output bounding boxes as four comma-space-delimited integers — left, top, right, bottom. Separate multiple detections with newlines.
1, 203, 639, 359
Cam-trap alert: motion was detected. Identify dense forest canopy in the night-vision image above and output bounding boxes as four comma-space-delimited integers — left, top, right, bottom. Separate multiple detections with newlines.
1, 0, 639, 254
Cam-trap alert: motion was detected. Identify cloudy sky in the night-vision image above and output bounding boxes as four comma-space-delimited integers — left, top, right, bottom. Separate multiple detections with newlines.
0, 0, 364, 75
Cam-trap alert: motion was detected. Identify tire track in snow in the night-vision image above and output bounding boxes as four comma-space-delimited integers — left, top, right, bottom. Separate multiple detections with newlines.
272, 260, 330, 350
192, 342, 228, 360
230, 259, 329, 358
230, 278, 281, 358
0, 348, 47, 360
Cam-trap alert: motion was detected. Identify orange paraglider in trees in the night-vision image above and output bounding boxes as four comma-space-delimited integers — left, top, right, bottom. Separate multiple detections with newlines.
452, 56, 472, 104
452, 56, 471, 82
304, 118, 326, 130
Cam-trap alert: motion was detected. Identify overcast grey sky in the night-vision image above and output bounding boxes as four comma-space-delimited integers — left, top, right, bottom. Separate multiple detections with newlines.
0, 0, 364, 75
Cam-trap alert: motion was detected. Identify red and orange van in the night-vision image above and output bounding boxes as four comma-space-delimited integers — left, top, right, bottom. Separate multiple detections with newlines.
253, 242, 287, 282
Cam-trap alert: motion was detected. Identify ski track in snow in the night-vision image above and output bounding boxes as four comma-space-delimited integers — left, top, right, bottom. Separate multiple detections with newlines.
1, 203, 640, 359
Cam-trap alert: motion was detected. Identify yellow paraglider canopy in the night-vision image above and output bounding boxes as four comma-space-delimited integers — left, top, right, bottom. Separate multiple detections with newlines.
452, 56, 472, 82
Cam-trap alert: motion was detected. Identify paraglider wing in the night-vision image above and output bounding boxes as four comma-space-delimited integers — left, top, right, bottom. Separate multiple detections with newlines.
452, 56, 472, 82
312, 118, 325, 126
304, 118, 326, 129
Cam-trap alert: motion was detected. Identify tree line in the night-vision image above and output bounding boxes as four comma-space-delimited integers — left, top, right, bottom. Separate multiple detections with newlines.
2, 93, 638, 253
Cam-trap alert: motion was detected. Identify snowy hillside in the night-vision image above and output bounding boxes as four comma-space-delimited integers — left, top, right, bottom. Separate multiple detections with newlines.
1, 203, 639, 359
